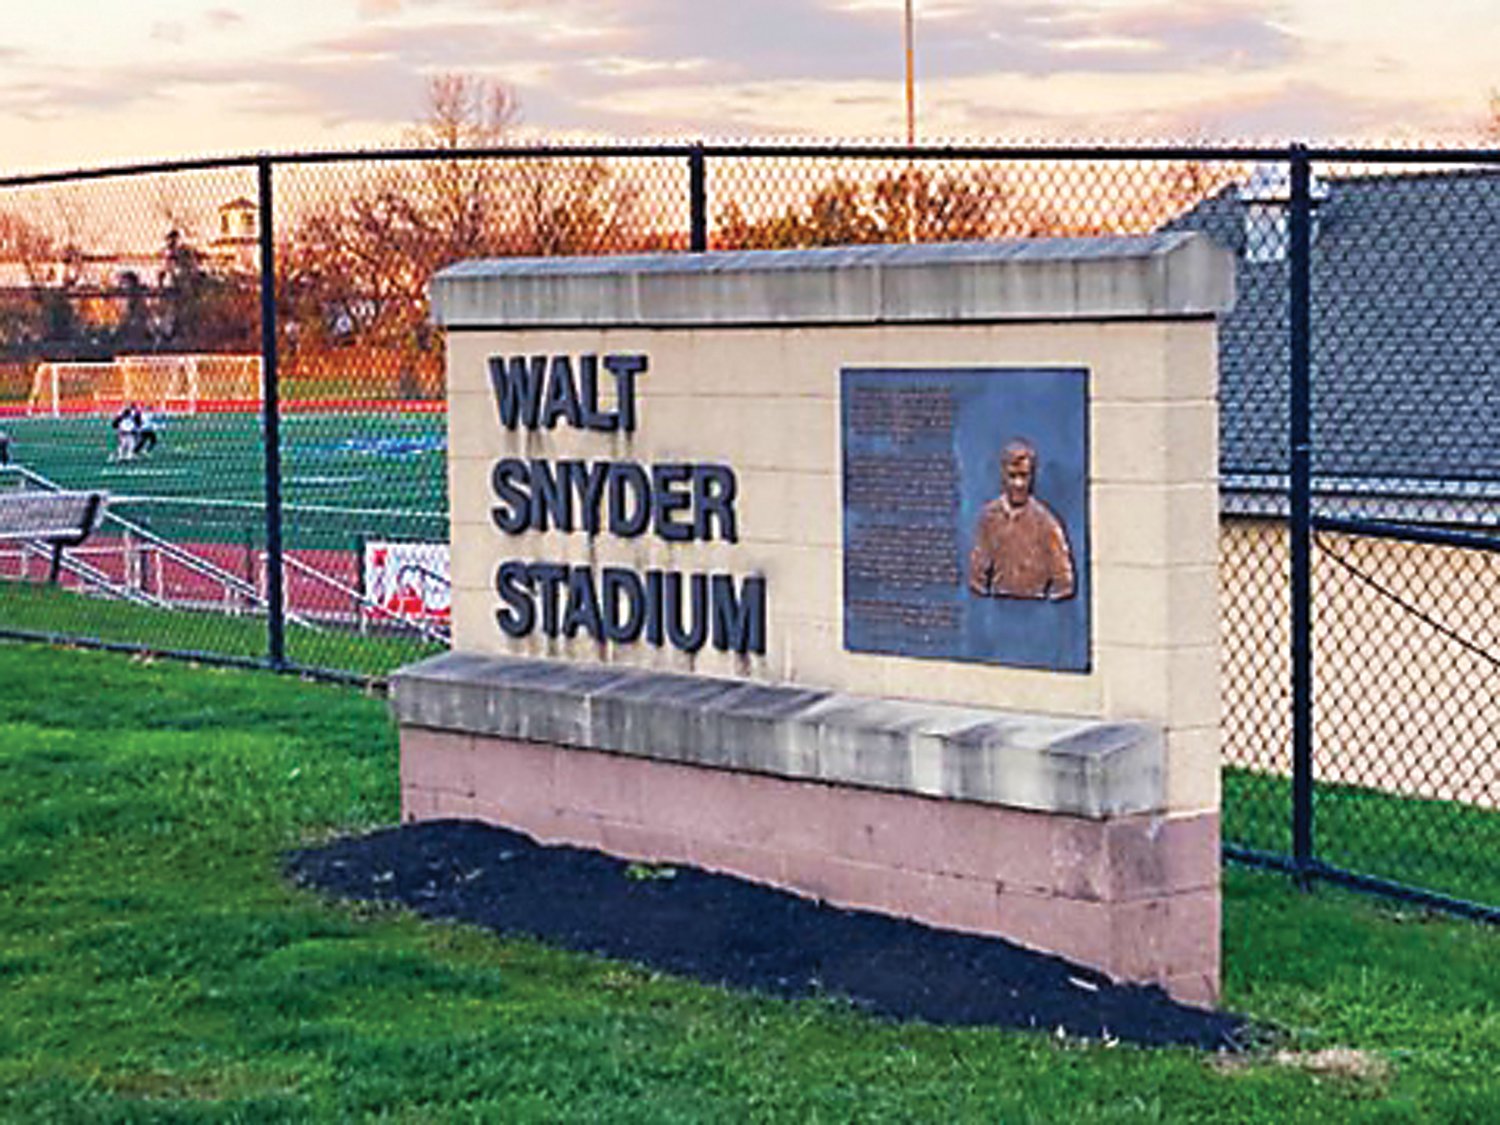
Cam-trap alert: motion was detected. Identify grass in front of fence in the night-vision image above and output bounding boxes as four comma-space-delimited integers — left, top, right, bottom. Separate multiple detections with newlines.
2, 643, 1498, 1121
7, 579, 1496, 901
1224, 767, 1500, 909
0, 580, 441, 678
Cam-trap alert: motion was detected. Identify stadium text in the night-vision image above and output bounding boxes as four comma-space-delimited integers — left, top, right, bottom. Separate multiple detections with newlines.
489, 352, 644, 432
486, 352, 767, 655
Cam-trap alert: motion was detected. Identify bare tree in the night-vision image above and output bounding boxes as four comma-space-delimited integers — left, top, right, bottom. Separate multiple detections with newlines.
714, 166, 1069, 249
406, 73, 521, 151
406, 74, 523, 261
278, 73, 675, 398
0, 208, 58, 285
153, 181, 201, 252
0, 209, 58, 353
280, 75, 525, 382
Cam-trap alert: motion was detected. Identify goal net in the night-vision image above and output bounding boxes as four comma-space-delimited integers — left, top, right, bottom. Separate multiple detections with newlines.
27, 355, 262, 416
26, 363, 121, 416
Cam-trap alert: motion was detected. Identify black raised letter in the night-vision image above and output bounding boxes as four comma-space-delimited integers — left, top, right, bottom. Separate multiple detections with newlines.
577, 355, 617, 431
541, 355, 584, 429
489, 355, 545, 430
608, 463, 651, 537
663, 571, 709, 654
530, 460, 572, 532
644, 569, 664, 645
561, 567, 604, 640
494, 561, 535, 637
530, 563, 568, 636
692, 465, 739, 542
652, 463, 694, 542
601, 568, 646, 642
711, 574, 766, 654
602, 354, 646, 433
490, 459, 532, 533
571, 460, 610, 534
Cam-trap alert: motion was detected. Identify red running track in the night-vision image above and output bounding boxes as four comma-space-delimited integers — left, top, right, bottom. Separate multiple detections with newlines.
4, 536, 368, 619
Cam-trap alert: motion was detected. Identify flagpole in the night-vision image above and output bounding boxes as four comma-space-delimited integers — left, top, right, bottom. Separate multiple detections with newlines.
904, 0, 916, 146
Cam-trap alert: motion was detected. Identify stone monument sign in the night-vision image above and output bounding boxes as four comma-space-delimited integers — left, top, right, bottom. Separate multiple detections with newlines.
391, 236, 1234, 1005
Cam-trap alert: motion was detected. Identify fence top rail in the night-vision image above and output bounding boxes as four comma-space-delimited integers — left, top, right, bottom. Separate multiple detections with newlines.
5, 140, 1500, 189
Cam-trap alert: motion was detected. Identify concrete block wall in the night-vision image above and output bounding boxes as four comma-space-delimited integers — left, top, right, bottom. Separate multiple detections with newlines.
444, 316, 1224, 820
408, 237, 1235, 1005
399, 725, 1220, 1005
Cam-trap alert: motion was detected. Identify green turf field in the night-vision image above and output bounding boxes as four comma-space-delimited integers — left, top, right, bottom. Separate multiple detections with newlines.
1, 410, 448, 550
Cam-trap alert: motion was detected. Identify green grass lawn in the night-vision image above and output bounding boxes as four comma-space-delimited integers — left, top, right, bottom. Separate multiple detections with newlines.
0, 580, 443, 680
1223, 768, 1500, 910
2, 642, 1498, 1121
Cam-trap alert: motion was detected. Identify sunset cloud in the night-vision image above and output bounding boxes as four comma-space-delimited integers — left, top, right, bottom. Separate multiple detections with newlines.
0, 0, 1491, 173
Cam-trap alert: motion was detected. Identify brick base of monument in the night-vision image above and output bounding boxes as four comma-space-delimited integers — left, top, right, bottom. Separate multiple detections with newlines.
399, 726, 1221, 1007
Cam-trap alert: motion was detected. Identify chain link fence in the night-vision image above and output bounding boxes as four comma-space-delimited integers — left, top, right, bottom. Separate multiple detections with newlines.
0, 143, 1494, 915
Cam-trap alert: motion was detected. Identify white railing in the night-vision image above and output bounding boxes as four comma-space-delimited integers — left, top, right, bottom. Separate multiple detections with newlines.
1, 463, 449, 647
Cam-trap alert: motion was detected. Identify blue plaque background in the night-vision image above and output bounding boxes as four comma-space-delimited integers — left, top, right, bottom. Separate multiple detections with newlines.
841, 367, 1091, 672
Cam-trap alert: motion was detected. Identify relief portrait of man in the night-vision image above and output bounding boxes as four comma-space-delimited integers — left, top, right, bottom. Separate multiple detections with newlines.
967, 439, 1076, 601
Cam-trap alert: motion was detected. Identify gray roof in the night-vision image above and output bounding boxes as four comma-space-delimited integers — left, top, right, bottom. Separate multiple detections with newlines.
1169, 169, 1499, 496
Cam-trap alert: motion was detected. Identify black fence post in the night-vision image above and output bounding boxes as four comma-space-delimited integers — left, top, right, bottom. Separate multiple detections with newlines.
1288, 144, 1315, 888
689, 144, 708, 252
257, 157, 287, 671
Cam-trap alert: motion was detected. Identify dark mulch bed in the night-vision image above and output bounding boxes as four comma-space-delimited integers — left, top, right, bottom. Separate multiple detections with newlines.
285, 819, 1248, 1050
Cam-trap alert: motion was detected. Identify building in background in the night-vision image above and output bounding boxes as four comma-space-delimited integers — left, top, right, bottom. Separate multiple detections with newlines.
207, 197, 258, 274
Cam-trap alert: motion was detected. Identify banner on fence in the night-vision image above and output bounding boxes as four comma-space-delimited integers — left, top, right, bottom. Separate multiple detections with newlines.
363, 540, 451, 622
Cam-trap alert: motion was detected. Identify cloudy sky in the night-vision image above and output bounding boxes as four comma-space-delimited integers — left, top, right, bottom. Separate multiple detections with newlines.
2, 0, 1496, 172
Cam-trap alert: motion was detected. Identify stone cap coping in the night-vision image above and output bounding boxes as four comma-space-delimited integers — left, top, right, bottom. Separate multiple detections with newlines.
391, 651, 1166, 819
429, 234, 1235, 329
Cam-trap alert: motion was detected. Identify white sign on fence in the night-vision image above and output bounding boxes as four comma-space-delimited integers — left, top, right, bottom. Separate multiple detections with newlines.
363, 540, 451, 622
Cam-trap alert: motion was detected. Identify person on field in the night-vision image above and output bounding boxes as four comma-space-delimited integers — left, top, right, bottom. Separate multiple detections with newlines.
0, 428, 10, 465
110, 403, 139, 461
132, 405, 159, 457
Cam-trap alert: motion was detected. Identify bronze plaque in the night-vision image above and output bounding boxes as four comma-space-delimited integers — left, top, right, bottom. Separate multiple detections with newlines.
842, 368, 1090, 672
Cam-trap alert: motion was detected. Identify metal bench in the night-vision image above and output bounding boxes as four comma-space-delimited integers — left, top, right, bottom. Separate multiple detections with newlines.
0, 490, 108, 583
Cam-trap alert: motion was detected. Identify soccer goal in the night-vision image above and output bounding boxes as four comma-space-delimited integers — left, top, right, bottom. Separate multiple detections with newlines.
27, 355, 262, 416
27, 363, 122, 417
